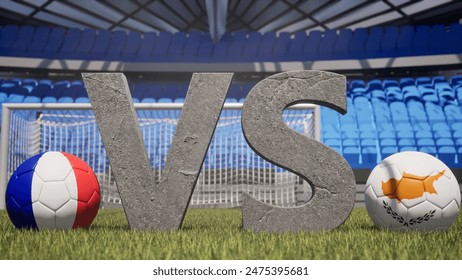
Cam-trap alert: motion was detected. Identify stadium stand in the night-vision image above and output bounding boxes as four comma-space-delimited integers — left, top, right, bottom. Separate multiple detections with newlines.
1, 74, 461, 170
1, 23, 462, 62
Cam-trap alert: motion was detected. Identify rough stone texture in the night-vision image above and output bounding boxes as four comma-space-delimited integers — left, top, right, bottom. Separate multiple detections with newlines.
241, 70, 356, 232
83, 73, 233, 230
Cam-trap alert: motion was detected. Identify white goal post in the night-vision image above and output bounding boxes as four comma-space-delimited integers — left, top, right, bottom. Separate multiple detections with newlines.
0, 102, 320, 210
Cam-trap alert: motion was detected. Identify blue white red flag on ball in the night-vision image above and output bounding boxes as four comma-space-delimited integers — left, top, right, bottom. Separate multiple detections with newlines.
5, 152, 100, 229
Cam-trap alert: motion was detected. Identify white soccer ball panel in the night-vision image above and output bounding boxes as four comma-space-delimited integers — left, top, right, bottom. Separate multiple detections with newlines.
34, 152, 72, 181
55, 199, 78, 229
31, 172, 43, 203
39, 181, 71, 211
452, 184, 461, 208
364, 185, 378, 215
64, 171, 78, 200
366, 163, 402, 197
406, 201, 442, 229
441, 199, 461, 229
33, 201, 56, 229
389, 151, 449, 178
375, 196, 409, 229
425, 170, 459, 209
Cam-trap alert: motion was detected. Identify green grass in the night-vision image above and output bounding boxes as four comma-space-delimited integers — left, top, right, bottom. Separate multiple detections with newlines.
1, 208, 461, 259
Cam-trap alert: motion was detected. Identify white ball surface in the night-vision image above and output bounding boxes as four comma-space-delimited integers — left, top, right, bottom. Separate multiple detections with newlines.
365, 151, 460, 230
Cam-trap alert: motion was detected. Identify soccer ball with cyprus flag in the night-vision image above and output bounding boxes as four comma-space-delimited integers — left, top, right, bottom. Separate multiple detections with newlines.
365, 151, 460, 230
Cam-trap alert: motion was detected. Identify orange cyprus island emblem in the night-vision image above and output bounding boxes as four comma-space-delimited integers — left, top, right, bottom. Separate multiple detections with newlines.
381, 170, 445, 202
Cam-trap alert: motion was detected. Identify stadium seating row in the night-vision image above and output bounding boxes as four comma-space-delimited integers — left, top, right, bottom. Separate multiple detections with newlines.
1, 75, 462, 169
1, 23, 461, 62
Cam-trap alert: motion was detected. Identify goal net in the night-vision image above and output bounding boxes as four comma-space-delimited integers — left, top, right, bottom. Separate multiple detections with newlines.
0, 103, 319, 209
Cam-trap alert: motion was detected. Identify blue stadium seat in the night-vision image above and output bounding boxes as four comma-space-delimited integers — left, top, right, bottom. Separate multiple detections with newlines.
122, 31, 142, 60
228, 32, 246, 60
381, 146, 398, 159
372, 101, 390, 122
396, 25, 414, 56
416, 77, 439, 103
385, 85, 403, 102
74, 29, 96, 59
197, 33, 214, 60
432, 122, 451, 132
415, 130, 433, 139
325, 138, 341, 148
380, 138, 397, 147
456, 138, 462, 149
429, 24, 450, 55
403, 85, 420, 103
272, 32, 291, 60
343, 138, 359, 147
349, 28, 367, 58
257, 32, 277, 60
448, 23, 462, 54
438, 146, 458, 167
425, 102, 446, 124
414, 122, 431, 132
334, 29, 352, 59
400, 77, 415, 87
9, 25, 35, 56
58, 28, 82, 58
444, 105, 462, 125
400, 146, 418, 152
4, 86, 27, 103
398, 138, 416, 148
367, 79, 382, 91
152, 31, 172, 61
26, 26, 50, 57
365, 26, 383, 58
436, 138, 455, 147
242, 32, 261, 60
303, 30, 321, 60
90, 30, 111, 58
355, 100, 373, 124
136, 32, 157, 60
380, 26, 399, 57
371, 89, 386, 102
407, 101, 427, 123
28, 82, 51, 102
0, 25, 19, 53
167, 32, 187, 59
379, 130, 395, 139
451, 122, 462, 132
419, 146, 437, 157
413, 25, 431, 55
213, 32, 231, 60
318, 29, 337, 59
417, 138, 436, 148
362, 147, 378, 168
343, 147, 360, 168
361, 138, 376, 147
434, 130, 452, 139
287, 31, 306, 60
182, 32, 202, 61
106, 30, 127, 60
390, 102, 409, 124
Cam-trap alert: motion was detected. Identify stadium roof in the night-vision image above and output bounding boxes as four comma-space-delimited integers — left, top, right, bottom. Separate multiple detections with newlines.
1, 0, 462, 42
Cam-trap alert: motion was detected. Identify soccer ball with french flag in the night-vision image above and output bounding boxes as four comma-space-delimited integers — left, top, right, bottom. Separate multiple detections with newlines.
5, 152, 100, 229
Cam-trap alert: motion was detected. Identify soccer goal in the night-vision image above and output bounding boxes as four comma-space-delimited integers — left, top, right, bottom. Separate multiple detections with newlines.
0, 103, 320, 209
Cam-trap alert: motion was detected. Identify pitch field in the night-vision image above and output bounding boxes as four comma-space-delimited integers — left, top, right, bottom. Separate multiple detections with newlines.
0, 208, 461, 259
